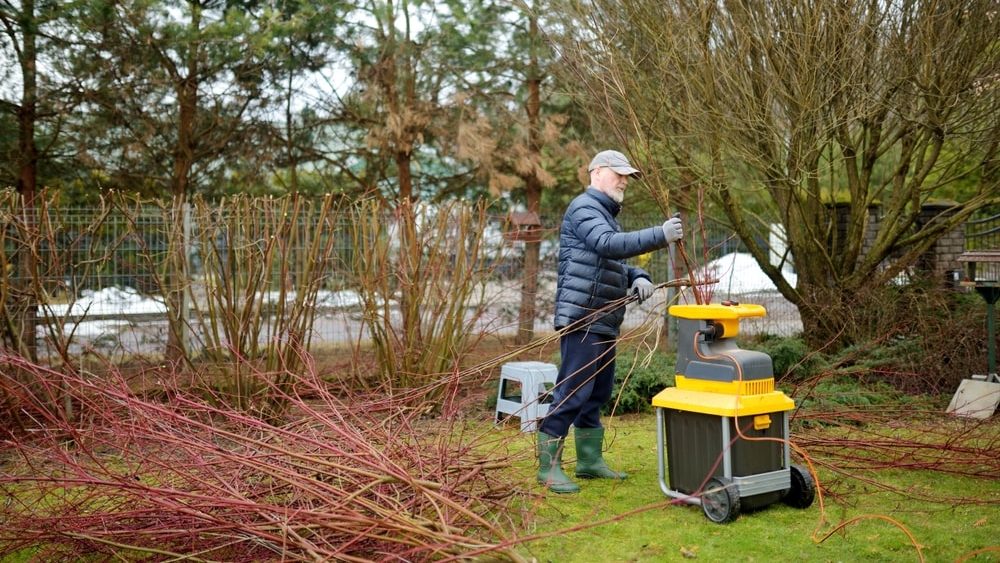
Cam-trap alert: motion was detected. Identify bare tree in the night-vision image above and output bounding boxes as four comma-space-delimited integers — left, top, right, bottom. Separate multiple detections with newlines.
69, 1, 287, 361
453, 1, 573, 344
542, 0, 1000, 346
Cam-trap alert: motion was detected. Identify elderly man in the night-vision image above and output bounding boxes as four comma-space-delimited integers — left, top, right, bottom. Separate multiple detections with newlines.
537, 149, 684, 493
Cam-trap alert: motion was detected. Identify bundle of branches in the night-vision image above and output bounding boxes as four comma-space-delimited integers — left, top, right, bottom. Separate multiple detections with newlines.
0, 353, 530, 562
787, 365, 1000, 506
793, 403, 1000, 485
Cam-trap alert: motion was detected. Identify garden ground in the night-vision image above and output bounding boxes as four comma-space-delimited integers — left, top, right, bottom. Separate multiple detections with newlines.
501, 414, 1000, 562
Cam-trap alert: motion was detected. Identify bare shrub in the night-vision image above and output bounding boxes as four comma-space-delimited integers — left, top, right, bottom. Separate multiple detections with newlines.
346, 199, 503, 395
798, 279, 987, 393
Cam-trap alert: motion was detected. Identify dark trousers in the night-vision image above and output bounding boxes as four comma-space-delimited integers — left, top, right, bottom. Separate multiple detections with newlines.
538, 329, 617, 438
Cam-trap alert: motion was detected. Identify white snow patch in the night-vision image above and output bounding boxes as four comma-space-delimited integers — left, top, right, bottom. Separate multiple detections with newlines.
702, 252, 797, 296
38, 286, 166, 339
43, 286, 167, 318
258, 290, 366, 309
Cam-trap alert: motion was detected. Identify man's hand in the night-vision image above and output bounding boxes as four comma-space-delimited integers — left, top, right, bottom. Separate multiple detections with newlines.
662, 215, 684, 243
631, 278, 655, 303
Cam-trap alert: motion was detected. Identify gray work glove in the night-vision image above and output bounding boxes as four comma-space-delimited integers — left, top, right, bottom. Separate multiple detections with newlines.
631, 278, 655, 303
662, 215, 684, 243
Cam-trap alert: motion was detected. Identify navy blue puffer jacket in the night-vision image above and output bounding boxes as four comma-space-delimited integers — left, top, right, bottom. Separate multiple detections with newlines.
553, 188, 669, 337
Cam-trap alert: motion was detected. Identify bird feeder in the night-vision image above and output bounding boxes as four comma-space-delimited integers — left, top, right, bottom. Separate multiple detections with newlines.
948, 251, 1000, 418
504, 211, 543, 243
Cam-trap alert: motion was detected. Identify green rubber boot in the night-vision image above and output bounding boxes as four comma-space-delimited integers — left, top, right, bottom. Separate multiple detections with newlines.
574, 427, 628, 480
536, 432, 580, 494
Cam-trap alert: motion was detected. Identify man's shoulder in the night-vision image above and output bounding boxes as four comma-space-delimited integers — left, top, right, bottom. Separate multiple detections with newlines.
566, 190, 606, 215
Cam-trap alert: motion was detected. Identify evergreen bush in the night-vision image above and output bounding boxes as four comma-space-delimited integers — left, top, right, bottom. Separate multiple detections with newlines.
748, 334, 822, 381
604, 350, 675, 415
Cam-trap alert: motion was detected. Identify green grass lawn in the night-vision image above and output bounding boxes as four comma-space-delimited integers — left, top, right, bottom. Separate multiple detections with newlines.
503, 414, 1000, 563
4, 389, 997, 561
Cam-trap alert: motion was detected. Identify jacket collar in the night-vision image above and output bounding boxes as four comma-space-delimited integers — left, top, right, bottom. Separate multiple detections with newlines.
585, 186, 621, 217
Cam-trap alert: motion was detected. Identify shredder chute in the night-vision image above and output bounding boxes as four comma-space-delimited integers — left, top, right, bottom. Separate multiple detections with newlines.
652, 302, 815, 522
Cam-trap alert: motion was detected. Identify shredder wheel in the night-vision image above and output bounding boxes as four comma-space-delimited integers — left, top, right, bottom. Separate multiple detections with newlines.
783, 464, 816, 509
701, 477, 741, 523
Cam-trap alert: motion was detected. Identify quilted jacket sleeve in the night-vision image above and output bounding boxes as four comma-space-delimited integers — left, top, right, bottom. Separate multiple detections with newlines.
570, 202, 668, 260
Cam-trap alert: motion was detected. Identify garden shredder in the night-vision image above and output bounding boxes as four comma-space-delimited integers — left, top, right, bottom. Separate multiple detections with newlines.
652, 301, 815, 523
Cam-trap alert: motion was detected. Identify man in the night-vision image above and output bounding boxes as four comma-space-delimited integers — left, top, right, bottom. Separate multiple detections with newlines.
537, 149, 684, 494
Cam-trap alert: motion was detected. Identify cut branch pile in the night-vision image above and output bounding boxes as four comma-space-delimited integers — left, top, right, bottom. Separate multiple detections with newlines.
0, 353, 529, 562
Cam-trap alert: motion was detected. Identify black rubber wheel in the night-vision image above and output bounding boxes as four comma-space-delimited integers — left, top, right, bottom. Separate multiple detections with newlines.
783, 464, 816, 509
701, 477, 741, 523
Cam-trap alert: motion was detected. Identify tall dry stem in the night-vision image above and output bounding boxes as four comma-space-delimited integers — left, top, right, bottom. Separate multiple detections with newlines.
347, 199, 500, 394
1, 190, 128, 420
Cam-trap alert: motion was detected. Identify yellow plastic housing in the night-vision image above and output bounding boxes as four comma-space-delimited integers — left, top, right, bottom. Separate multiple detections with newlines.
651, 386, 794, 417
674, 375, 775, 395
668, 303, 766, 338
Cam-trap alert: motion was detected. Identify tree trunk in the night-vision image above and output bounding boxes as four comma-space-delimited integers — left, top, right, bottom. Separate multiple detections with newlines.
15, 0, 39, 362
516, 10, 543, 345
518, 236, 541, 345
795, 279, 872, 350
397, 198, 420, 377
286, 58, 299, 194
164, 3, 200, 364
396, 150, 413, 204
164, 198, 189, 364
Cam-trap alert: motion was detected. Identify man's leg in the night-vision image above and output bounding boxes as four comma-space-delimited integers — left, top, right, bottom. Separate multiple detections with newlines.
571, 338, 616, 429
572, 339, 628, 480
539, 330, 606, 438
536, 330, 605, 493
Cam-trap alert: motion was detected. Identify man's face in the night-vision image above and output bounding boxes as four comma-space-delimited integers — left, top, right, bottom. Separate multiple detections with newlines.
591, 166, 630, 203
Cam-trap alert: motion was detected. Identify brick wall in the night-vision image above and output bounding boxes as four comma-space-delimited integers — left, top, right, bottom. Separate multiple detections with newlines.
917, 202, 965, 282
828, 201, 966, 285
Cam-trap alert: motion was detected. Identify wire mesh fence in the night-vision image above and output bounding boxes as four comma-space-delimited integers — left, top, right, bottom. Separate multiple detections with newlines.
966, 206, 1000, 252
1, 193, 804, 364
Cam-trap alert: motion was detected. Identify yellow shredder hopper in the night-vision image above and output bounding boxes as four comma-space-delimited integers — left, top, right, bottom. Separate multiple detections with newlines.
652, 302, 815, 523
